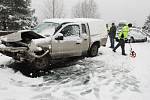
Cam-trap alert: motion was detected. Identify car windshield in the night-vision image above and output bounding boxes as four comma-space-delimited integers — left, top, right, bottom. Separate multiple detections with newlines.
33, 22, 59, 37
118, 23, 126, 28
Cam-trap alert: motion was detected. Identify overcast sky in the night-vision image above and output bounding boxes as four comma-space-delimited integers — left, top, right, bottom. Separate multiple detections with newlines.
32, 0, 150, 26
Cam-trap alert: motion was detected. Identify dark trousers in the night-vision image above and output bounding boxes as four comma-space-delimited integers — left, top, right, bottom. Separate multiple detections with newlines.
109, 36, 115, 48
113, 39, 125, 54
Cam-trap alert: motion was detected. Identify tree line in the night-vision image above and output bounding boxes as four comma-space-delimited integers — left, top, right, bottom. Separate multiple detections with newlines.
1, 0, 149, 32
0, 0, 100, 31
143, 15, 150, 33
42, 0, 100, 19
0, 0, 37, 31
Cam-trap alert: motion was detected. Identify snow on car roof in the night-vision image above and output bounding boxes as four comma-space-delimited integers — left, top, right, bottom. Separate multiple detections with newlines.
43, 18, 104, 24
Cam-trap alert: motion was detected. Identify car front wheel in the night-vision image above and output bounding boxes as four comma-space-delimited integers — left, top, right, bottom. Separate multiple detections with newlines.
130, 37, 135, 43
32, 55, 49, 70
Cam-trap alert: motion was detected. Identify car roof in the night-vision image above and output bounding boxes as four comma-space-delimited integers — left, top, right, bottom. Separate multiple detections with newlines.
43, 18, 104, 24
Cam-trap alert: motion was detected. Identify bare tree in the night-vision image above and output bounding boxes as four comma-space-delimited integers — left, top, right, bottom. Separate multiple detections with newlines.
142, 15, 150, 34
72, 0, 100, 18
42, 0, 64, 19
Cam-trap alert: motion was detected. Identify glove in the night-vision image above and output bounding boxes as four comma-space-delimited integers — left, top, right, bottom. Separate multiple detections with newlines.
125, 38, 128, 42
121, 34, 124, 38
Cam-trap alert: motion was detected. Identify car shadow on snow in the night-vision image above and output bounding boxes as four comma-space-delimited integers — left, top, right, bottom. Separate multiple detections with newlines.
7, 56, 87, 78
4, 52, 141, 100
28, 57, 141, 100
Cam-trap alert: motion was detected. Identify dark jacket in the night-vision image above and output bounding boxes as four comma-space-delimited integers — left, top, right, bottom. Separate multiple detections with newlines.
109, 25, 117, 38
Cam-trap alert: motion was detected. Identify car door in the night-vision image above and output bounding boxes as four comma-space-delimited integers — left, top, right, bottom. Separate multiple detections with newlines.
51, 23, 82, 59
60, 23, 83, 57
80, 23, 90, 54
136, 30, 147, 39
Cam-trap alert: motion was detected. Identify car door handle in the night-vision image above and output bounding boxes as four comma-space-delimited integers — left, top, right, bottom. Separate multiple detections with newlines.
76, 39, 82, 44
76, 42, 80, 44
84, 38, 87, 40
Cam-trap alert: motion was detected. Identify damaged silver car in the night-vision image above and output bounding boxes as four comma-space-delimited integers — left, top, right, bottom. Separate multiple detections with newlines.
0, 18, 108, 70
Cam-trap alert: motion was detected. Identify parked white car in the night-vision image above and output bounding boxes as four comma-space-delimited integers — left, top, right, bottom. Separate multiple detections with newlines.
128, 28, 147, 42
116, 28, 147, 43
0, 18, 108, 70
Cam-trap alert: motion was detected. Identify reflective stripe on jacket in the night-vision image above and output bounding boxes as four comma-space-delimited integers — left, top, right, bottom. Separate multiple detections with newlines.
119, 25, 129, 39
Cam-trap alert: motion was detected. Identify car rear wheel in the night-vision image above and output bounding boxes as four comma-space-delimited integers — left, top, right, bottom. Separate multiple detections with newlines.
88, 44, 99, 57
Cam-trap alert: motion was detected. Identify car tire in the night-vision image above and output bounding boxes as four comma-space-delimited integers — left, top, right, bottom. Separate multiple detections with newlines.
130, 37, 135, 43
32, 55, 49, 70
88, 44, 99, 57
145, 37, 147, 42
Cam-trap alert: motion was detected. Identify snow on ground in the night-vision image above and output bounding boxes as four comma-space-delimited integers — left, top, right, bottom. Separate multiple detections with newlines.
0, 41, 150, 100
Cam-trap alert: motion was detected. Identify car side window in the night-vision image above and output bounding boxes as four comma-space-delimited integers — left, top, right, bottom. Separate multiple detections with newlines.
60, 25, 80, 37
135, 30, 142, 35
130, 30, 143, 36
81, 24, 87, 34
130, 30, 136, 34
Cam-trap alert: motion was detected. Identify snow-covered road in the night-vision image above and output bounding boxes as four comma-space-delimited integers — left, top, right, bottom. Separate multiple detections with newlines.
0, 42, 150, 100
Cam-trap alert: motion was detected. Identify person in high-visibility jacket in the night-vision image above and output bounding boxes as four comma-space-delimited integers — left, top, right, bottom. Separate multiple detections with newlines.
113, 23, 132, 55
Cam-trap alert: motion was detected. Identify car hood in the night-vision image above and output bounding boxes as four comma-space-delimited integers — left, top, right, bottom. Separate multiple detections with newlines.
0, 30, 47, 42
0, 31, 23, 42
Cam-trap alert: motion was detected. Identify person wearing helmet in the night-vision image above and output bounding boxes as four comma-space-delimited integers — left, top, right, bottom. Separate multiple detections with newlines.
113, 23, 132, 55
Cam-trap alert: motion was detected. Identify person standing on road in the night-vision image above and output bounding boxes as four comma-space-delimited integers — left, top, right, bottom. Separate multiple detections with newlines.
113, 23, 132, 55
108, 23, 117, 48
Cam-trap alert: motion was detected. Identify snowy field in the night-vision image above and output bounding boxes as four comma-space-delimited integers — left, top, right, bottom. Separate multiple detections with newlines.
0, 40, 150, 100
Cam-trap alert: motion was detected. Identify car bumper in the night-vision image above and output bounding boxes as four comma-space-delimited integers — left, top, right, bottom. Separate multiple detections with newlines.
0, 46, 30, 61
115, 37, 147, 43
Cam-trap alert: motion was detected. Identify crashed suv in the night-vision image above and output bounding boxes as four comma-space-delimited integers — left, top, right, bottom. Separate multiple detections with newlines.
0, 18, 107, 70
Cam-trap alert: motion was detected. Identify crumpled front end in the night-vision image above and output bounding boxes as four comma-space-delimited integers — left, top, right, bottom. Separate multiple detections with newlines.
0, 43, 50, 70
0, 46, 28, 61
0, 30, 50, 63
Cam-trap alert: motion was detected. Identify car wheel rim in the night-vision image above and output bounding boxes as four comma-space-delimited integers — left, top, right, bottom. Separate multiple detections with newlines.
34, 57, 49, 70
91, 45, 98, 56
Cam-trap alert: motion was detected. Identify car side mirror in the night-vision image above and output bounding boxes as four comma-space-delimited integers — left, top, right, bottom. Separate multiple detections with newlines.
55, 33, 64, 40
